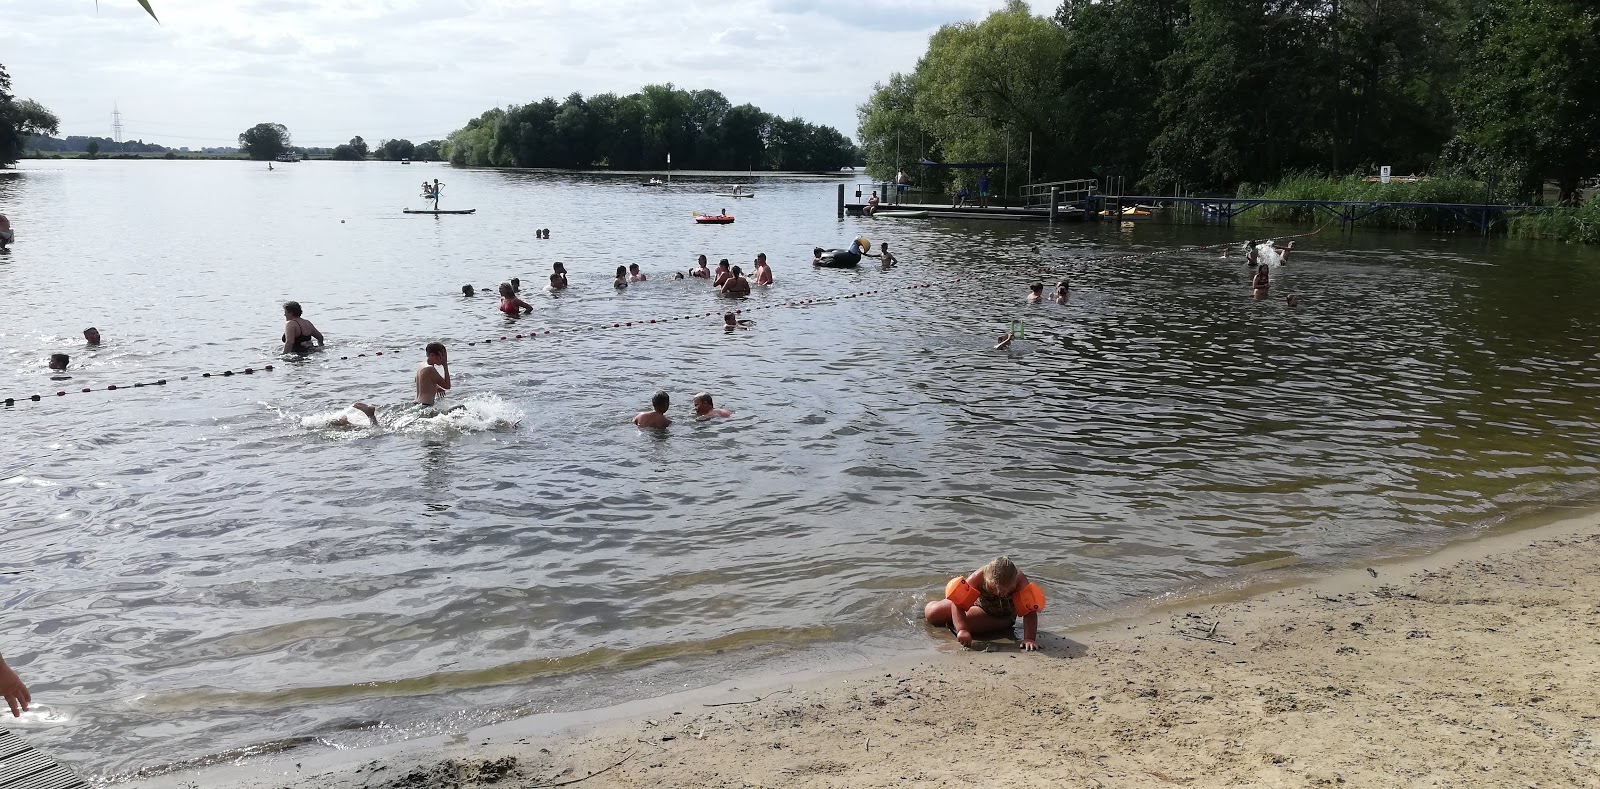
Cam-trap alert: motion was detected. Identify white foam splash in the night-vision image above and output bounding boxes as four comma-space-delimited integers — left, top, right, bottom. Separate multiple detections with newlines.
298, 394, 523, 435
391, 393, 524, 434
1255, 241, 1287, 269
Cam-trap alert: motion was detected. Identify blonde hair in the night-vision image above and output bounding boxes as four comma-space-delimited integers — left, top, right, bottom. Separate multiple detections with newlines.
981, 556, 1019, 592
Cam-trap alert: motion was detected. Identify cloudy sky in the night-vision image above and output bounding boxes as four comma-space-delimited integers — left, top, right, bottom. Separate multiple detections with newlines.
3, 0, 1054, 149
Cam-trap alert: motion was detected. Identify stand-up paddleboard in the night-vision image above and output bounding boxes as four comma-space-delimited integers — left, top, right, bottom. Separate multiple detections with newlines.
404, 208, 477, 215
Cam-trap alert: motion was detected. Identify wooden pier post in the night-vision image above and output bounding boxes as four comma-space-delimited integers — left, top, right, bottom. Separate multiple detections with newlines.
837, 183, 845, 218
1049, 187, 1060, 223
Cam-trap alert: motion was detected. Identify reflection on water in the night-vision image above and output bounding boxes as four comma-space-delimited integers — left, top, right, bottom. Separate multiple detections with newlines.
2, 161, 1600, 778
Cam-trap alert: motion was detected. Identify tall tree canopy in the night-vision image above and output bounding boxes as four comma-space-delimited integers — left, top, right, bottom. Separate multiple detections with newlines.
237, 123, 291, 161
857, 0, 1600, 200
446, 84, 858, 171
1, 65, 61, 167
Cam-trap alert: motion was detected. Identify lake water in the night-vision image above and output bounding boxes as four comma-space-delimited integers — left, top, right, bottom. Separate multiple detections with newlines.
3, 160, 1600, 780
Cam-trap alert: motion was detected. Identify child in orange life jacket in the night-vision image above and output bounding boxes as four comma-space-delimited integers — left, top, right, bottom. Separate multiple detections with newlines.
923, 556, 1043, 651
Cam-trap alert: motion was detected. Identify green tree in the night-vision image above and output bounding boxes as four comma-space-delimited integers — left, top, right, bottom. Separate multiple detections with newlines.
1451, 0, 1600, 202
331, 136, 368, 160
413, 139, 448, 161
238, 122, 291, 160
376, 138, 415, 160
85, 139, 100, 157
0, 65, 61, 167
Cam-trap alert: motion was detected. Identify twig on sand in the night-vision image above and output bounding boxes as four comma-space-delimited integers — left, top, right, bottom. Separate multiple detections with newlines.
527, 750, 635, 788
1175, 632, 1236, 646
703, 687, 793, 707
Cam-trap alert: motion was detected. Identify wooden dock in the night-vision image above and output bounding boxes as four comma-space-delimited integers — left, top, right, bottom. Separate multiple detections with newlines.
843, 202, 1086, 222
0, 728, 88, 789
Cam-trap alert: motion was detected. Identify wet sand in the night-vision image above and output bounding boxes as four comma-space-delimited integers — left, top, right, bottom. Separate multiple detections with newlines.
121, 510, 1600, 788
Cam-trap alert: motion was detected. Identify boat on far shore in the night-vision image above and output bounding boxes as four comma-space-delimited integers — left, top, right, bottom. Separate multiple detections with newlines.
274, 152, 302, 163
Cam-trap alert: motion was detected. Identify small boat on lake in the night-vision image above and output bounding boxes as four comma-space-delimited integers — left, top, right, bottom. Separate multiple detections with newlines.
714, 192, 755, 198
274, 152, 302, 163
694, 212, 734, 224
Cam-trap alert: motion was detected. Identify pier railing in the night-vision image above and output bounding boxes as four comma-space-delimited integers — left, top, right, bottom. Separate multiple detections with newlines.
1019, 179, 1097, 209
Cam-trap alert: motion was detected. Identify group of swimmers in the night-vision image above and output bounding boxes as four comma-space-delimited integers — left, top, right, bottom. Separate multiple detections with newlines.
1223, 239, 1294, 302
465, 254, 783, 314
630, 389, 733, 427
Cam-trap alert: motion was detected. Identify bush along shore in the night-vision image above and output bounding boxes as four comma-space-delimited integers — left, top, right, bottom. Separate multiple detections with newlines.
1235, 174, 1598, 243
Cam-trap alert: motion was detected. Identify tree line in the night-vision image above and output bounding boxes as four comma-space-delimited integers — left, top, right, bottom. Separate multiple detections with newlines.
857, 0, 1600, 203
236, 123, 447, 161
446, 84, 860, 171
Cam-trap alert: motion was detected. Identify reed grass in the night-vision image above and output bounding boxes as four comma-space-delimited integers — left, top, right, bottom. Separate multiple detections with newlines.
1236, 173, 1495, 231
1508, 201, 1600, 244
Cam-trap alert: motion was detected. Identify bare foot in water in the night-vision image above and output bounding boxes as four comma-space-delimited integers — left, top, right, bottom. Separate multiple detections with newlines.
353, 402, 377, 425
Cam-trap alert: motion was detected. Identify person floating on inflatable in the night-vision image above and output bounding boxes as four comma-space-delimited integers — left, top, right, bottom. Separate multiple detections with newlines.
924, 556, 1044, 651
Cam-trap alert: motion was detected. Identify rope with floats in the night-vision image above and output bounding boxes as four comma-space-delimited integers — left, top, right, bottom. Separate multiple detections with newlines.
3, 225, 1328, 409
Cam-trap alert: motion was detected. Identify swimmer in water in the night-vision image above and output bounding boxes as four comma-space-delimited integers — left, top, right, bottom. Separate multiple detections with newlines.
498, 282, 533, 314
83, 327, 100, 345
866, 242, 898, 268
632, 390, 672, 428
1052, 281, 1068, 304
1027, 282, 1044, 303
48, 353, 69, 371
334, 342, 453, 427
414, 342, 452, 408
691, 255, 711, 279
723, 312, 753, 330
1274, 240, 1294, 263
995, 331, 1013, 350
282, 301, 325, 354
692, 392, 733, 420
628, 263, 647, 282
510, 277, 522, 293
0, 213, 14, 247
721, 265, 751, 296
614, 266, 629, 289
550, 262, 569, 290
1244, 240, 1260, 268
1286, 294, 1300, 308
462, 284, 475, 297
712, 259, 731, 287
812, 247, 825, 267
751, 253, 774, 285
1251, 262, 1270, 300
673, 271, 686, 280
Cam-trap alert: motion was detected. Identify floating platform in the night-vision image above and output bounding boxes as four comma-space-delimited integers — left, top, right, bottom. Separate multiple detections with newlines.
846, 202, 1085, 222
0, 727, 89, 789
403, 208, 477, 215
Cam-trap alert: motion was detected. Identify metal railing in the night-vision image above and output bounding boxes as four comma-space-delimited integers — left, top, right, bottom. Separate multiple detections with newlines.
1018, 179, 1097, 209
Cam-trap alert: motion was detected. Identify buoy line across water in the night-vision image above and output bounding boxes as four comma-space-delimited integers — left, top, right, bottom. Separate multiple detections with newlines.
2, 226, 1325, 410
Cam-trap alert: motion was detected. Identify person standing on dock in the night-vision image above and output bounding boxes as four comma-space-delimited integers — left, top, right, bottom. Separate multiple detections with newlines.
895, 170, 910, 205
978, 172, 992, 208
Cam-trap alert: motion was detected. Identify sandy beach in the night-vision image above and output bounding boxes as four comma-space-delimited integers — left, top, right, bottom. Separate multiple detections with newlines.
118, 511, 1600, 788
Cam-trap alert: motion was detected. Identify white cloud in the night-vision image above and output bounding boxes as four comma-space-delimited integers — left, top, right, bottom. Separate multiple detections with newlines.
1, 0, 1058, 147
